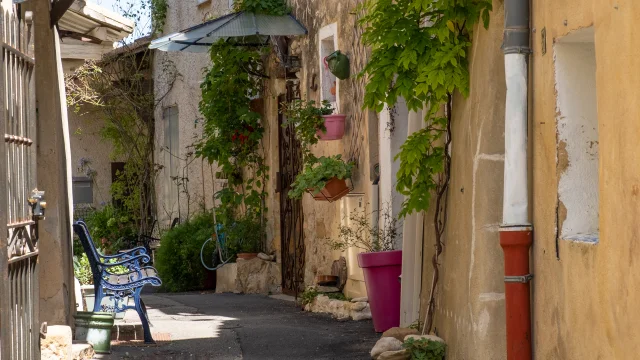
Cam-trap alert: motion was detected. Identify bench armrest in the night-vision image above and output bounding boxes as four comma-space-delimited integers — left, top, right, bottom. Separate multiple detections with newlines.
101, 253, 151, 268
100, 247, 148, 263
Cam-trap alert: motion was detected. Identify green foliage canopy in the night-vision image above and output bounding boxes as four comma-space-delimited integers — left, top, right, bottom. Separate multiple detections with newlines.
359, 0, 492, 216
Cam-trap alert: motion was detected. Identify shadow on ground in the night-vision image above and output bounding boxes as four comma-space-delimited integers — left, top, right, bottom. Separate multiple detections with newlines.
98, 292, 378, 360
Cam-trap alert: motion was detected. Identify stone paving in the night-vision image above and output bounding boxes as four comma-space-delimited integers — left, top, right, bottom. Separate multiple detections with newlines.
97, 292, 379, 360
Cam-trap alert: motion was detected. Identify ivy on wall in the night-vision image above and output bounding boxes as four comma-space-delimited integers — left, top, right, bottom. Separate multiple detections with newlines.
235, 0, 291, 15
359, 0, 493, 334
151, 0, 168, 34
198, 39, 269, 234
360, 0, 491, 216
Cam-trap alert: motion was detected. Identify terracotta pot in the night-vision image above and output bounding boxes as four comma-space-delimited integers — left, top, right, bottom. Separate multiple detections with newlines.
316, 275, 339, 286
317, 114, 346, 141
237, 253, 259, 260
311, 177, 350, 202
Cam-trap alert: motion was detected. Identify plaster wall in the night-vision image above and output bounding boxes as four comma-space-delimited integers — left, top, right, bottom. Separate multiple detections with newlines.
416, 1, 640, 359
531, 0, 640, 358
67, 106, 115, 208
153, 0, 231, 227
418, 1, 507, 358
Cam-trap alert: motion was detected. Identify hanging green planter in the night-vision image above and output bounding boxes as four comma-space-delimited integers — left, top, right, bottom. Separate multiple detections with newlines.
325, 51, 350, 80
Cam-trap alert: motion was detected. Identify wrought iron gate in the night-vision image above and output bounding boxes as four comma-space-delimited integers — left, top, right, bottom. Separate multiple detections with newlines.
0, 10, 40, 360
278, 90, 305, 296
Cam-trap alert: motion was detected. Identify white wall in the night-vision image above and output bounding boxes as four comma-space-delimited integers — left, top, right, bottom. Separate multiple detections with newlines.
555, 27, 599, 242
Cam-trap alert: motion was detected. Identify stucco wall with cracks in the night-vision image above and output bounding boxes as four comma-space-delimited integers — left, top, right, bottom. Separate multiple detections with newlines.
417, 1, 508, 358
531, 0, 640, 358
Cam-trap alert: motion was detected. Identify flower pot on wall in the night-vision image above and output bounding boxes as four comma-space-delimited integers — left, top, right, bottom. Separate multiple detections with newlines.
317, 114, 346, 141
357, 250, 402, 332
311, 177, 350, 202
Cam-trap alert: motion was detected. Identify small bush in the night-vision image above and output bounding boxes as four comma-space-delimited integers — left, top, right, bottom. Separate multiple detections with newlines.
155, 213, 217, 292
403, 337, 446, 360
75, 204, 136, 257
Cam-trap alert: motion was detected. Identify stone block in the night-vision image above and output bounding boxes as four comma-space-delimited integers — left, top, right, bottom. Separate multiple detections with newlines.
216, 262, 239, 293
378, 349, 410, 360
236, 258, 281, 295
351, 297, 368, 303
371, 337, 403, 359
41, 325, 72, 360
72, 342, 95, 360
382, 327, 419, 342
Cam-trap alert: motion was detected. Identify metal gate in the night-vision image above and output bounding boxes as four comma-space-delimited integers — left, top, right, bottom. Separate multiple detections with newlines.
0, 9, 40, 360
278, 88, 305, 296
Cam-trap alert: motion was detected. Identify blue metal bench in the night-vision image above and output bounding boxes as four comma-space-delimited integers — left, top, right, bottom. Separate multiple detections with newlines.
73, 221, 162, 343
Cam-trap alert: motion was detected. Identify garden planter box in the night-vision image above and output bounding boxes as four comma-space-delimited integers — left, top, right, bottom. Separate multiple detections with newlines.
311, 178, 350, 202
357, 250, 402, 332
317, 114, 346, 141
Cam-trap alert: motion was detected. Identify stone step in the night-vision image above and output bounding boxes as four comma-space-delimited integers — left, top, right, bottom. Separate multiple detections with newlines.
72, 341, 95, 360
112, 323, 144, 342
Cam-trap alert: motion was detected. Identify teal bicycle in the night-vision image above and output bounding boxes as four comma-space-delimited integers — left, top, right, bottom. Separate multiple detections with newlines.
200, 223, 234, 271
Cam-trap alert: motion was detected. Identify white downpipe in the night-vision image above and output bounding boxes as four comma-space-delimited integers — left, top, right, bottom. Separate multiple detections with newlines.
502, 54, 529, 226
400, 109, 425, 327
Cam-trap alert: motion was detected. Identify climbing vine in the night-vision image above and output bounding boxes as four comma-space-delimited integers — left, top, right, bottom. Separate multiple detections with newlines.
234, 0, 290, 15
197, 39, 269, 240
151, 0, 168, 34
66, 49, 158, 237
359, 0, 492, 333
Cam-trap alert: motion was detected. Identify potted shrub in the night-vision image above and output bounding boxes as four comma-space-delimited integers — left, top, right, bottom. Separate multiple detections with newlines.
226, 213, 264, 260
289, 155, 353, 201
283, 99, 346, 142
326, 204, 403, 332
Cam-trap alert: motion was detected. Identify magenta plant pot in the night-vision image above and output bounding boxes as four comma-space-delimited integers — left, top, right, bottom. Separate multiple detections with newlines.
317, 114, 346, 140
357, 250, 402, 333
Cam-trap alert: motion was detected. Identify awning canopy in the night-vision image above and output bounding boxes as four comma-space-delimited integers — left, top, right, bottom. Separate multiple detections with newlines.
149, 11, 307, 53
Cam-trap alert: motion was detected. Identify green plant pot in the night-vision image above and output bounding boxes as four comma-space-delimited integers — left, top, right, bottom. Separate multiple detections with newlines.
74, 312, 115, 354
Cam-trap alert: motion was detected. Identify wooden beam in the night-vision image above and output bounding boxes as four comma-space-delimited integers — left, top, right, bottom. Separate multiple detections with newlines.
60, 43, 113, 60
50, 0, 76, 27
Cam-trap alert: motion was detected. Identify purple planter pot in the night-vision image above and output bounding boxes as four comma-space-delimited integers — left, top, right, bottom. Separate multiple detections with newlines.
357, 250, 402, 332
317, 114, 346, 140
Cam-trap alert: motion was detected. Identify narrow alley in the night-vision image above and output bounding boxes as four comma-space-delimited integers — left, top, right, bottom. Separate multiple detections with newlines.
98, 293, 379, 360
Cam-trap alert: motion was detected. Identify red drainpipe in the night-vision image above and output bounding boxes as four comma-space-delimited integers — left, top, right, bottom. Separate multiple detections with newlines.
500, 227, 533, 360
501, 0, 532, 359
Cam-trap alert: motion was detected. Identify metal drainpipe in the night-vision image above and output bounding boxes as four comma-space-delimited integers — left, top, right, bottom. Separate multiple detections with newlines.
501, 1, 533, 360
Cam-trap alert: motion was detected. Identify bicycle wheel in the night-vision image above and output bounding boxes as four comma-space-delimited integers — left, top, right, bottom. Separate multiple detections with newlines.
200, 237, 221, 271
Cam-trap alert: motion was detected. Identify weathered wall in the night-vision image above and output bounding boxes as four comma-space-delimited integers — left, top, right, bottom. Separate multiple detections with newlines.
531, 0, 640, 358
419, 1, 507, 358
67, 107, 114, 208
261, 0, 377, 297
153, 1, 230, 226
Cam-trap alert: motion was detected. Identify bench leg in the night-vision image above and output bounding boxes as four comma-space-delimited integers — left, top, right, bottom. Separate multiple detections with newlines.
133, 287, 155, 344
93, 288, 105, 313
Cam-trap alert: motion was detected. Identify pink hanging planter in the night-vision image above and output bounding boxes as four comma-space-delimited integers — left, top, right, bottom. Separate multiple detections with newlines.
358, 250, 403, 333
317, 114, 346, 141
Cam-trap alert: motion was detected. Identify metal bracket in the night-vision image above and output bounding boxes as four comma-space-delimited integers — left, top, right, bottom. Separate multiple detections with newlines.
504, 274, 534, 283
40, 322, 48, 339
